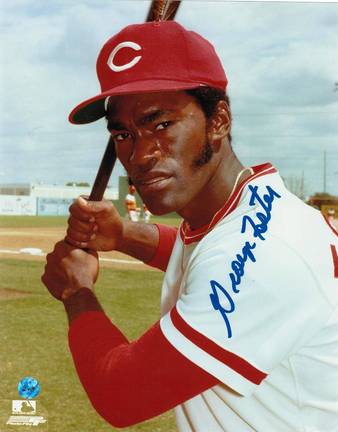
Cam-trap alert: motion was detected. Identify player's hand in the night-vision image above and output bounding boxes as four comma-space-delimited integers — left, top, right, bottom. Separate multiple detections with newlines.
65, 197, 123, 251
41, 240, 99, 301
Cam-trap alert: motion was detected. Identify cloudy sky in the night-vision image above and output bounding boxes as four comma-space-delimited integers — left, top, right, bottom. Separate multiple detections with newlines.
1, 0, 337, 197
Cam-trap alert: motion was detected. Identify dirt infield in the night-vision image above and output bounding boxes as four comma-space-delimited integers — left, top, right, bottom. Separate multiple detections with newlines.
1, 218, 337, 267
0, 226, 159, 300
0, 288, 32, 300
0, 227, 155, 271
1, 218, 337, 299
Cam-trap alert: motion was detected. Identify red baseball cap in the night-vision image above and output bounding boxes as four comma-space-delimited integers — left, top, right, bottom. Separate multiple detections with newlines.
69, 21, 227, 124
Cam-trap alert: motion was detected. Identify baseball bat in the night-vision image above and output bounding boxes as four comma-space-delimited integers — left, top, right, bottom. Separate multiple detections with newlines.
88, 0, 181, 202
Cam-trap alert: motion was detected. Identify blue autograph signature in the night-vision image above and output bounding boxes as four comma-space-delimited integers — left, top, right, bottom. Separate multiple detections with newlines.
209, 184, 281, 338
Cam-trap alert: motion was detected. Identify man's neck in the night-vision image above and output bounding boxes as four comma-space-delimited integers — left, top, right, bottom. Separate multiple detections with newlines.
178, 153, 250, 230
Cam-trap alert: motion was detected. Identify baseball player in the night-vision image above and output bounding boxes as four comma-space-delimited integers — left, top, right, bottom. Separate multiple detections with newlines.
42, 22, 338, 431
142, 203, 151, 223
124, 182, 140, 222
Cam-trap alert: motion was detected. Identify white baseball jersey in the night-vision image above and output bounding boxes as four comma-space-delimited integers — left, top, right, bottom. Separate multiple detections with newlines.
125, 193, 137, 209
125, 194, 139, 222
160, 163, 338, 432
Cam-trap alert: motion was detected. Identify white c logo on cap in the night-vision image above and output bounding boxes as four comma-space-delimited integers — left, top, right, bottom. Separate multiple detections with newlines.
107, 41, 142, 72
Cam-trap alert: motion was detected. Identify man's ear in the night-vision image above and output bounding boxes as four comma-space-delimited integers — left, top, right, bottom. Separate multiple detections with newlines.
207, 100, 231, 147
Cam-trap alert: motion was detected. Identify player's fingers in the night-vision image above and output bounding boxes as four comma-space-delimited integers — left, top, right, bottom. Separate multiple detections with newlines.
66, 226, 96, 243
73, 196, 108, 215
87, 248, 99, 259
41, 273, 64, 300
49, 240, 82, 262
69, 199, 95, 223
85, 199, 114, 214
45, 250, 56, 265
42, 259, 65, 297
79, 197, 117, 219
52, 239, 72, 254
68, 216, 97, 234
45, 247, 65, 270
64, 235, 90, 249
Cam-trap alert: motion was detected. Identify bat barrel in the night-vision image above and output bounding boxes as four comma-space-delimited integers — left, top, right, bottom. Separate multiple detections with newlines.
147, 1, 181, 22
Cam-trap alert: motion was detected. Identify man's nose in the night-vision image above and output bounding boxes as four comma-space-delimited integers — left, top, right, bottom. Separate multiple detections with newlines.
129, 132, 161, 170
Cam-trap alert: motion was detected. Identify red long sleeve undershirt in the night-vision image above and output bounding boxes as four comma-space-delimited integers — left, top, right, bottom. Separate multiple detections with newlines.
146, 223, 178, 271
67, 224, 218, 428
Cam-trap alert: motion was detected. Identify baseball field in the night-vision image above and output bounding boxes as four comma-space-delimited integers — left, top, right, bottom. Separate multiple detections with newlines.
0, 215, 181, 432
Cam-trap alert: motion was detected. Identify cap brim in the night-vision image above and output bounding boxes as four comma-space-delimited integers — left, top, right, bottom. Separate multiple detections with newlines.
68, 80, 205, 124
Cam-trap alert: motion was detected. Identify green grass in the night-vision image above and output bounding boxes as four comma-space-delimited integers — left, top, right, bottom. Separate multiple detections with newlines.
0, 215, 181, 229
0, 259, 176, 432
0, 215, 69, 228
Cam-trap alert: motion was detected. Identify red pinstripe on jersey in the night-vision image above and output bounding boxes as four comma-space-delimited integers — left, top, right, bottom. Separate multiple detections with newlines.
323, 215, 338, 237
170, 306, 267, 385
322, 216, 338, 278
180, 163, 277, 245
330, 245, 338, 279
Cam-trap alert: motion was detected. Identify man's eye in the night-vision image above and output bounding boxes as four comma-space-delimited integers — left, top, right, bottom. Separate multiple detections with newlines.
155, 121, 172, 131
113, 132, 130, 142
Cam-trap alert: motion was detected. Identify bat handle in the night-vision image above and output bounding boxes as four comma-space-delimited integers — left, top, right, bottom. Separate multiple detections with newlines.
64, 137, 116, 248
88, 137, 117, 201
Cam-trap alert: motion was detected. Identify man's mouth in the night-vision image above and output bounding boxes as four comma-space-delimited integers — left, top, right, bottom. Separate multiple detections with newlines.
140, 176, 171, 186
138, 175, 173, 192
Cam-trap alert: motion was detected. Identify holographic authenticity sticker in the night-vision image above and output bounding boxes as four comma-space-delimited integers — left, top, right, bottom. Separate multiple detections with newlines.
17, 377, 41, 400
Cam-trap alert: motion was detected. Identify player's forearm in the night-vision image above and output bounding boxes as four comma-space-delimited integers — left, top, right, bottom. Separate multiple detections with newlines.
117, 220, 160, 263
117, 222, 178, 271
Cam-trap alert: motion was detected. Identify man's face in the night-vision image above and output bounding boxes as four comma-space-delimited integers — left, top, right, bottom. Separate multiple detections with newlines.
128, 185, 136, 194
107, 90, 217, 216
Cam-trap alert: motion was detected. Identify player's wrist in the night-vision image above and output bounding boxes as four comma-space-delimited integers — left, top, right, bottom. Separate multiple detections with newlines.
61, 285, 93, 301
62, 287, 103, 324
114, 219, 127, 252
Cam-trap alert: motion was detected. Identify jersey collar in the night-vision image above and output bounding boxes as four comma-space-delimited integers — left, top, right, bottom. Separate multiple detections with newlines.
180, 163, 277, 245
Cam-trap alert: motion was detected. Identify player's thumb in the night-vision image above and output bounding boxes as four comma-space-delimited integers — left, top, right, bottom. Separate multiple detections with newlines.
75, 196, 92, 212
76, 196, 103, 214
78, 196, 114, 217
